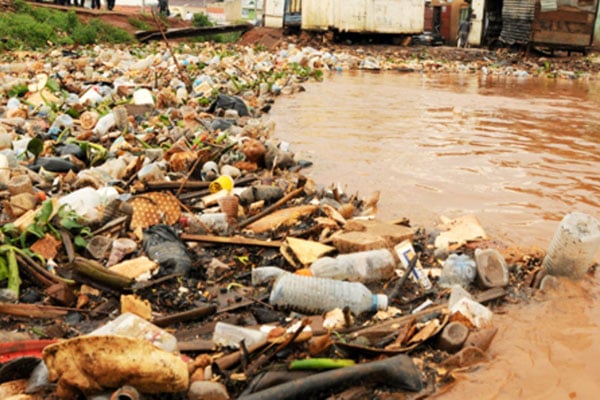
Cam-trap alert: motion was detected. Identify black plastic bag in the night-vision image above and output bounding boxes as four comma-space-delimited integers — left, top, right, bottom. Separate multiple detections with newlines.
142, 224, 192, 276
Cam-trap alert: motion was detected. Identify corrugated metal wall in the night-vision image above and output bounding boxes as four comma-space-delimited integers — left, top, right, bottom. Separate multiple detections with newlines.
500, 0, 535, 44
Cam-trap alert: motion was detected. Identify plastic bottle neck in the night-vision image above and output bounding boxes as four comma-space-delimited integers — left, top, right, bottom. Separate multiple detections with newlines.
372, 294, 388, 311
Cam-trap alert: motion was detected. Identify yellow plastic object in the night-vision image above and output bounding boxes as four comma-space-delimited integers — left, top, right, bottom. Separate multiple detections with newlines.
209, 175, 234, 193
295, 268, 313, 277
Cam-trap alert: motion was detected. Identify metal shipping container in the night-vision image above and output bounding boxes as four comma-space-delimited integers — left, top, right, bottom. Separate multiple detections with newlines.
302, 0, 424, 34
265, 0, 285, 28
532, 0, 599, 51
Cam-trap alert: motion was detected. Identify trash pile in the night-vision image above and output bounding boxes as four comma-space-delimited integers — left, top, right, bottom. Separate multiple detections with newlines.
1, 41, 599, 400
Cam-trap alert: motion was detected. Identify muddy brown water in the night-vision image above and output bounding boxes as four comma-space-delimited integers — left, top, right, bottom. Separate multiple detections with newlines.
269, 71, 600, 399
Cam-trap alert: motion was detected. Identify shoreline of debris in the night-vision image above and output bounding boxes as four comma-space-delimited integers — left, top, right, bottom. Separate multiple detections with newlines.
0, 41, 597, 400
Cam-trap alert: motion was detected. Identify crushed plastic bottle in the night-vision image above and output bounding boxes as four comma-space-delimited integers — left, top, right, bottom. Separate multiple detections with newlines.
296, 249, 396, 282
49, 114, 74, 137
93, 112, 116, 136
269, 272, 388, 315
180, 212, 230, 236
212, 322, 268, 349
439, 253, 477, 288
88, 312, 177, 352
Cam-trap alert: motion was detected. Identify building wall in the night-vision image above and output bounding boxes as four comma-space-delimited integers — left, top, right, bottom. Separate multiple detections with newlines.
430, 0, 470, 45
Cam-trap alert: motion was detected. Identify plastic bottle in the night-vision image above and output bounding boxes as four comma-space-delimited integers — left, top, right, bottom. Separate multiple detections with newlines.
137, 162, 165, 182
79, 87, 103, 105
180, 212, 230, 236
269, 273, 388, 315
88, 312, 177, 352
296, 249, 396, 282
93, 112, 116, 136
439, 253, 477, 288
212, 322, 268, 349
542, 212, 600, 279
58, 187, 101, 220
49, 114, 74, 136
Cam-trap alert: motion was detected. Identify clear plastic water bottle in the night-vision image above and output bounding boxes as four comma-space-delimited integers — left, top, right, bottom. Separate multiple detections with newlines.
180, 212, 230, 236
93, 112, 116, 136
49, 114, 74, 137
439, 253, 477, 288
296, 249, 396, 282
269, 273, 388, 315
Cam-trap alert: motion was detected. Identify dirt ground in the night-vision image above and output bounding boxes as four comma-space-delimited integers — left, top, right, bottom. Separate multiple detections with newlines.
28, 2, 192, 34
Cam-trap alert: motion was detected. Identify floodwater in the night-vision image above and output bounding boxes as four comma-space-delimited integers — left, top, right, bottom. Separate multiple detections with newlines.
269, 71, 600, 399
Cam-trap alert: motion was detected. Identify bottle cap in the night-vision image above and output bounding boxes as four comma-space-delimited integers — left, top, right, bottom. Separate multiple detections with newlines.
294, 268, 313, 277
179, 215, 192, 228
374, 294, 388, 311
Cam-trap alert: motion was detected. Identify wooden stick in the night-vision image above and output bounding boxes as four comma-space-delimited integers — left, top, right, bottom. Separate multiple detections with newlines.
238, 186, 305, 230
348, 288, 507, 338
151, 8, 190, 91
180, 233, 283, 248
15, 253, 60, 288
0, 303, 70, 318
153, 304, 217, 327
176, 152, 206, 197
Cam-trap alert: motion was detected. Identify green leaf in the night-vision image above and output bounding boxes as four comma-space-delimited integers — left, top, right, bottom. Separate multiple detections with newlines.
0, 257, 8, 281
36, 199, 54, 226
25, 224, 46, 239
1, 223, 18, 237
60, 218, 83, 230
74, 235, 88, 248
66, 107, 81, 118
5, 248, 21, 298
45, 78, 61, 93
27, 136, 44, 158
159, 114, 170, 125
8, 84, 28, 98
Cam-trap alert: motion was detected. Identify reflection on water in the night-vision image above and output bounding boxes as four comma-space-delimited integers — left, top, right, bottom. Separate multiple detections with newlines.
269, 72, 600, 399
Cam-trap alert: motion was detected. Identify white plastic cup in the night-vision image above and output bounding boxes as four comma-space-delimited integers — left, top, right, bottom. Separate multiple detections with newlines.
542, 212, 600, 279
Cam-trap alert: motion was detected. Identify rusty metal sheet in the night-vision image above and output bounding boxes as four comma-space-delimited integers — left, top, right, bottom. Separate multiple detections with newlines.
532, 1, 598, 48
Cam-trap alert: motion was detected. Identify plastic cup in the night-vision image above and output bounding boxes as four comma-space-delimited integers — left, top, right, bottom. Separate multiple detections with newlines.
542, 212, 600, 279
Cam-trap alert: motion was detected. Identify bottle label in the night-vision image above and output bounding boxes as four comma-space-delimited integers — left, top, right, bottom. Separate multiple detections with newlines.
394, 240, 432, 291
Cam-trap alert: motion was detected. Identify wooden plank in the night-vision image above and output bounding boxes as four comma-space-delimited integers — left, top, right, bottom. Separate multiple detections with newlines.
136, 23, 254, 43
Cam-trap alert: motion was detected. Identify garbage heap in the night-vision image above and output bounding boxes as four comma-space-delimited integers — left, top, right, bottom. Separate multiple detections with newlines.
0, 41, 566, 400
